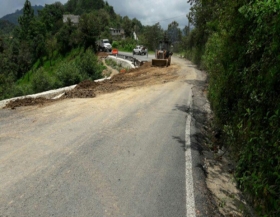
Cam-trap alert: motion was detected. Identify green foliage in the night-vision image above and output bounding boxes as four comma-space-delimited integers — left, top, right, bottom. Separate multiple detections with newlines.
78, 12, 99, 49
167, 21, 182, 44
105, 58, 127, 72
112, 41, 119, 48
46, 36, 57, 66
0, 55, 17, 99
0, 0, 156, 102
122, 16, 133, 37
11, 83, 33, 97
0, 20, 15, 35
114, 38, 137, 52
65, 0, 105, 14
142, 23, 164, 50
55, 61, 82, 87
18, 0, 35, 41
75, 48, 103, 80
186, 0, 280, 215
31, 67, 54, 92
38, 2, 64, 34
56, 20, 77, 54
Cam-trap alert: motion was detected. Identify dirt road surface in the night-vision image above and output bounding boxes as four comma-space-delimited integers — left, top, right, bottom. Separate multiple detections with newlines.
0, 57, 217, 216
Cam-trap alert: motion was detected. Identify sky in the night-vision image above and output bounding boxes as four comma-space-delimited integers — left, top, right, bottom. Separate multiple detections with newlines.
0, 0, 191, 29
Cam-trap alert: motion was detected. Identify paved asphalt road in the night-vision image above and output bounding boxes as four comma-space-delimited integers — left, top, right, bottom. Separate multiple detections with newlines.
118, 51, 153, 62
0, 57, 211, 216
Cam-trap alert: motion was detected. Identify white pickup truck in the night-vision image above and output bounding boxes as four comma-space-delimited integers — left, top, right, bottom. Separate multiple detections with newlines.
133, 45, 147, 55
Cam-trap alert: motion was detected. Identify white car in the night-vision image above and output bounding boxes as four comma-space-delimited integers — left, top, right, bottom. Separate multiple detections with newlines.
133, 45, 147, 55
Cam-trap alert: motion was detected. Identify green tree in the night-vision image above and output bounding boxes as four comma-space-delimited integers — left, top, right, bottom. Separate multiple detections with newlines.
97, 9, 110, 32
65, 0, 78, 13
56, 19, 76, 54
78, 12, 100, 49
122, 16, 132, 37
167, 21, 181, 43
18, 0, 35, 41
75, 48, 103, 80
38, 2, 64, 34
32, 67, 54, 92
186, 0, 280, 215
0, 48, 17, 99
0, 37, 4, 53
142, 23, 164, 50
46, 35, 57, 66
79, 0, 105, 12
104, 2, 115, 18
29, 19, 47, 64
65, 0, 105, 14
131, 18, 143, 34
17, 41, 32, 78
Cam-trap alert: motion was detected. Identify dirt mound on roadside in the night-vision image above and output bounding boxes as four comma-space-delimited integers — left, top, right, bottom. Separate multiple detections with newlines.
4, 61, 179, 109
75, 80, 100, 89
97, 52, 109, 58
63, 89, 96, 98
129, 62, 151, 72
4, 97, 57, 109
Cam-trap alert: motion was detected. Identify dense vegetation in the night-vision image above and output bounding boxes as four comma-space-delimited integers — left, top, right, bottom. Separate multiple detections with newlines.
0, 0, 183, 101
0, 20, 15, 35
0, 0, 110, 99
183, 0, 280, 216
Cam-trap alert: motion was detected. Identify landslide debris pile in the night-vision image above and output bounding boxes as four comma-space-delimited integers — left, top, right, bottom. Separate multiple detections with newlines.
4, 62, 178, 109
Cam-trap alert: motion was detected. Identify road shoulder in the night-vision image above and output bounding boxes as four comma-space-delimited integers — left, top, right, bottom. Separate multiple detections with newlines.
182, 57, 255, 217
185, 60, 223, 217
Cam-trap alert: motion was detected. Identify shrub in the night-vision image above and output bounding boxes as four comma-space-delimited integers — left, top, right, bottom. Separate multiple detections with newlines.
32, 67, 54, 93
75, 48, 104, 80
12, 84, 33, 97
55, 62, 82, 87
185, 0, 280, 215
112, 41, 119, 48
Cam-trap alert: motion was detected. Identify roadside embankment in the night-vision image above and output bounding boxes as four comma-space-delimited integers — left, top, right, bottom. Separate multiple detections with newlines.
0, 54, 137, 109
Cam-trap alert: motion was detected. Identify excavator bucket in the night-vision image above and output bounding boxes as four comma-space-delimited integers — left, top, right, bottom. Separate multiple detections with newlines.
152, 59, 168, 67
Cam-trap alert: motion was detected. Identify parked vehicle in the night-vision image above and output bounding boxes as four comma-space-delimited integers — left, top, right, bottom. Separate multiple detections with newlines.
133, 45, 147, 55
96, 39, 112, 52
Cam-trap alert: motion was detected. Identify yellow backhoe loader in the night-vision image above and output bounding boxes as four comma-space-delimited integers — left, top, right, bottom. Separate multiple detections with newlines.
152, 40, 173, 67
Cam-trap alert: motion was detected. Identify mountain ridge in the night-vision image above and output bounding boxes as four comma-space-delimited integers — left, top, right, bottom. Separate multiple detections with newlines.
0, 5, 44, 25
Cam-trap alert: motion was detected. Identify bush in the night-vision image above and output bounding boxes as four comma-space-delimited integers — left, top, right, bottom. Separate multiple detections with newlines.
186, 0, 280, 215
117, 38, 137, 51
105, 58, 125, 72
112, 41, 119, 48
12, 84, 33, 97
75, 48, 104, 80
55, 62, 82, 87
32, 67, 54, 93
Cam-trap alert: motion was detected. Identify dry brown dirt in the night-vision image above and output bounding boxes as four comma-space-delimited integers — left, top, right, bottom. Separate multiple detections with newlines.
4, 62, 179, 109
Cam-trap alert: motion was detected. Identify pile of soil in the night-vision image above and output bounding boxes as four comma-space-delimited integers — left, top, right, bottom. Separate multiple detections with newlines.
4, 62, 179, 109
4, 97, 57, 109
97, 52, 109, 58
75, 80, 100, 90
63, 89, 96, 98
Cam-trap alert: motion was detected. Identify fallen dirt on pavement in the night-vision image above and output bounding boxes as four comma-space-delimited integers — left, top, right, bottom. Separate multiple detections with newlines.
4, 62, 179, 109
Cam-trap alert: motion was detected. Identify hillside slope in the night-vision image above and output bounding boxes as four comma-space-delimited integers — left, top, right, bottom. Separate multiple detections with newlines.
0, 5, 44, 25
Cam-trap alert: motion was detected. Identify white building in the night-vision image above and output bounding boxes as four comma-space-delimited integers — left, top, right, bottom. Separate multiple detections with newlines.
63, 15, 80, 25
110, 28, 125, 39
